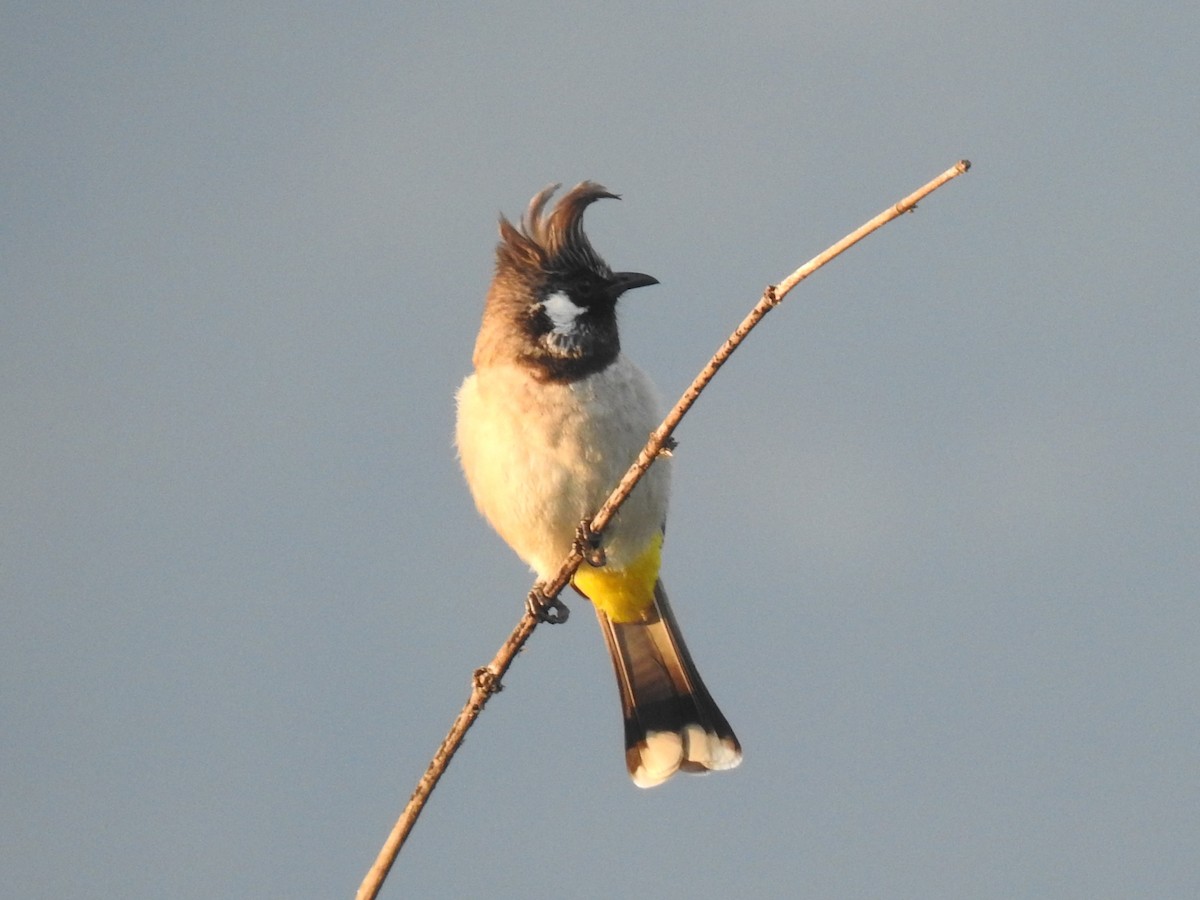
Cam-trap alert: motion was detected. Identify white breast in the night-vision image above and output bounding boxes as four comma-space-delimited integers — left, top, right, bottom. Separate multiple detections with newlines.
455, 355, 671, 578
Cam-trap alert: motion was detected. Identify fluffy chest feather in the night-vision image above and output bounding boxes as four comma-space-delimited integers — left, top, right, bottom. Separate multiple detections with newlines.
455, 355, 670, 578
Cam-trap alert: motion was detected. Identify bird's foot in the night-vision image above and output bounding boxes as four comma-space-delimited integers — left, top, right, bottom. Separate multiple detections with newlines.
526, 584, 570, 624
574, 520, 606, 568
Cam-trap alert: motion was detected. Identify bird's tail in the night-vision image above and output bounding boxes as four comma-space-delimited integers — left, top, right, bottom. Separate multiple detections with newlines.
595, 580, 742, 787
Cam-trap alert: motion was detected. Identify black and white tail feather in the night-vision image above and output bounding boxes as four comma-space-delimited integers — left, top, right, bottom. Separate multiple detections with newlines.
596, 581, 741, 787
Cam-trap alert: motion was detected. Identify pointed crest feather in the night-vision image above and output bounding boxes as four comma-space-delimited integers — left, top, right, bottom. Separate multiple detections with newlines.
495, 181, 618, 278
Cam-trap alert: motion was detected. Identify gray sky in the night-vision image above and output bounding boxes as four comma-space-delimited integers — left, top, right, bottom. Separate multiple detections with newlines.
5, 3, 1198, 898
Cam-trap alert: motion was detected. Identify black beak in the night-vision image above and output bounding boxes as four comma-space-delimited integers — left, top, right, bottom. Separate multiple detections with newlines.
607, 271, 660, 300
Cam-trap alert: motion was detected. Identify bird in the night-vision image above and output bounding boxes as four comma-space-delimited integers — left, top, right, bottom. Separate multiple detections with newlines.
455, 181, 741, 787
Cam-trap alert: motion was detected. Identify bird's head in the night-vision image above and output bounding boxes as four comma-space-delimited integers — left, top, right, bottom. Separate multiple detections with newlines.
473, 182, 658, 381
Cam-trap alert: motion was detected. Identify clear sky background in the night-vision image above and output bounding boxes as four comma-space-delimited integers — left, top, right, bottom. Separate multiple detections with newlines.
5, 4, 1198, 898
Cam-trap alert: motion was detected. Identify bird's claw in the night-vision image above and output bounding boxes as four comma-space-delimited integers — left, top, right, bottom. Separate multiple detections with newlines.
574, 520, 606, 568
526, 585, 570, 624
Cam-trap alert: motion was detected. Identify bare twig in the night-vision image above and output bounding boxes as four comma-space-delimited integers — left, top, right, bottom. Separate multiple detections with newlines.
356, 159, 970, 900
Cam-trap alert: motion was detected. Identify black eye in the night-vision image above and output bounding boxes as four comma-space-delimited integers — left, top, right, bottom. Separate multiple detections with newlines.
572, 278, 608, 307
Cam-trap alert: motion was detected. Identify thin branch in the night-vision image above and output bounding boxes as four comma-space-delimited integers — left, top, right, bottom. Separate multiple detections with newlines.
356, 159, 970, 900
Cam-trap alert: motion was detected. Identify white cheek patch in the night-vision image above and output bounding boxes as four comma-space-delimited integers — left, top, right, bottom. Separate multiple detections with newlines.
541, 291, 584, 335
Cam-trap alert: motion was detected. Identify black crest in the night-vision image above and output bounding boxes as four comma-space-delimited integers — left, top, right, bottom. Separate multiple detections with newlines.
495, 181, 618, 282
